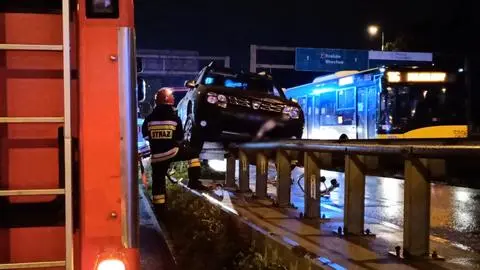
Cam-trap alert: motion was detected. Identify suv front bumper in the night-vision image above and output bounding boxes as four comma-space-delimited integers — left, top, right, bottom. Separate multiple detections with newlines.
195, 105, 304, 142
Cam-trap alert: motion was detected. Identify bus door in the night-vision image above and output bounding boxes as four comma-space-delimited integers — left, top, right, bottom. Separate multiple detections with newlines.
356, 87, 368, 139
357, 85, 378, 139
306, 95, 314, 138
314, 96, 321, 138
366, 85, 378, 138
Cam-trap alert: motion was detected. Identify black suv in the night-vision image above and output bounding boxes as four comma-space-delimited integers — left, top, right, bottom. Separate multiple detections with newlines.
177, 62, 304, 149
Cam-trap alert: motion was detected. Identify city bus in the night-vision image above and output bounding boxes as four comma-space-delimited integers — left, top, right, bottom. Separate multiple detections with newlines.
285, 66, 468, 140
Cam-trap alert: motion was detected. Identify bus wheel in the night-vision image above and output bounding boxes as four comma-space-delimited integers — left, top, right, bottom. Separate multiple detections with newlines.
339, 134, 349, 142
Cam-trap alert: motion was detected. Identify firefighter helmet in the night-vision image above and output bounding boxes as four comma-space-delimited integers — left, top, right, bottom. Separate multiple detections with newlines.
154, 87, 175, 106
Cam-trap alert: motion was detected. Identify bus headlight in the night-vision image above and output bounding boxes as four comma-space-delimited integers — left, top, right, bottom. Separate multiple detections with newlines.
282, 106, 300, 119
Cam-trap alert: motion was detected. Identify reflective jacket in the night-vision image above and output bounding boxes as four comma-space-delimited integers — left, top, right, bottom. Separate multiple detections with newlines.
142, 104, 184, 163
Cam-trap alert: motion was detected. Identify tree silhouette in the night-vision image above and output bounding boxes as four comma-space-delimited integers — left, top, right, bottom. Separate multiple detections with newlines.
384, 34, 408, 51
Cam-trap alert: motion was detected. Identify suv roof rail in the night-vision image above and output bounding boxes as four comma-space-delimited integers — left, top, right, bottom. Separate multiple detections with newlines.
257, 71, 273, 79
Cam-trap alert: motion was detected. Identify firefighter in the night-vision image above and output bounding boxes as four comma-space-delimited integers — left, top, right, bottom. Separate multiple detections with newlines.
142, 87, 209, 216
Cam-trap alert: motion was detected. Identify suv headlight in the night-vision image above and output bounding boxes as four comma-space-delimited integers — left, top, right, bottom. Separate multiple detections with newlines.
207, 92, 227, 108
207, 92, 218, 104
282, 106, 300, 119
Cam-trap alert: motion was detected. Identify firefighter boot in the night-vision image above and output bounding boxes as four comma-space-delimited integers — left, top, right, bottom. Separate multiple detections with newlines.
186, 161, 209, 191
153, 194, 167, 219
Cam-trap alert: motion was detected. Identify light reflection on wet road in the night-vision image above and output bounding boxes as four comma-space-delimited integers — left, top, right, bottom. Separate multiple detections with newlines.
291, 168, 480, 253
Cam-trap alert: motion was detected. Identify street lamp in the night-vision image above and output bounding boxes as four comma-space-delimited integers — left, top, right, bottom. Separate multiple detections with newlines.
367, 25, 385, 51
368, 25, 379, 36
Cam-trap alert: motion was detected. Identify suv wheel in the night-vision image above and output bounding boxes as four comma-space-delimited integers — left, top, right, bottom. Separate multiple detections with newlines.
184, 114, 204, 152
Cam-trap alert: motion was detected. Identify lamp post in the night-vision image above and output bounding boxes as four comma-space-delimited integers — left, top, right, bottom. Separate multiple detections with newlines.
367, 25, 384, 51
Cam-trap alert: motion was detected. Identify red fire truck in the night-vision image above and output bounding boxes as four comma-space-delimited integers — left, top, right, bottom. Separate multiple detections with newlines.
1, 0, 140, 269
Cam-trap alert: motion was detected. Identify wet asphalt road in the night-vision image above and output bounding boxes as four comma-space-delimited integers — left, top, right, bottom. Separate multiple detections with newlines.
291, 168, 480, 253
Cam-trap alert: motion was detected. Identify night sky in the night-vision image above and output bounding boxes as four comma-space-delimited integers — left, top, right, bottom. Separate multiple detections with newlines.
134, 0, 475, 86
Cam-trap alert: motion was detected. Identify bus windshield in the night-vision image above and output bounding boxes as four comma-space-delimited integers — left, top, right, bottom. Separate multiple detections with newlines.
201, 69, 284, 97
379, 83, 467, 133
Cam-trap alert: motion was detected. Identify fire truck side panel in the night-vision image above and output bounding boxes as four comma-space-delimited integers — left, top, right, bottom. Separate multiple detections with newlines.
78, 26, 124, 269
78, 0, 137, 267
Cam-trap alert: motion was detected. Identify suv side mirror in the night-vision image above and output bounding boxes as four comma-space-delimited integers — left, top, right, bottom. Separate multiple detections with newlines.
184, 80, 196, 89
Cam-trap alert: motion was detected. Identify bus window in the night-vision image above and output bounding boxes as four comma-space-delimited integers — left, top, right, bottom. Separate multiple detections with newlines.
357, 87, 368, 139
367, 85, 379, 138
379, 88, 395, 130
314, 96, 321, 133
306, 96, 314, 138
397, 87, 410, 123
337, 88, 355, 110
336, 88, 355, 125
319, 91, 336, 126
378, 81, 467, 135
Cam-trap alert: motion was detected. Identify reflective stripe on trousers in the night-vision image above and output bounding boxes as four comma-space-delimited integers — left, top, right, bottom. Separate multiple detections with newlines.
188, 158, 201, 168
153, 194, 166, 204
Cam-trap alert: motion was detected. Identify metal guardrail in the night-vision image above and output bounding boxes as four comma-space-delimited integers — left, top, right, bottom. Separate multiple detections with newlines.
225, 139, 480, 259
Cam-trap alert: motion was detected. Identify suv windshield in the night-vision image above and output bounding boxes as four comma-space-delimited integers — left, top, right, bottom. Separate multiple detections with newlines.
200, 68, 284, 97
379, 82, 467, 133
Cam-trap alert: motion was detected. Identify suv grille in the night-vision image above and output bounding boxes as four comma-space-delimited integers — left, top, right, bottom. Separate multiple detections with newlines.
259, 102, 284, 113
227, 96, 250, 107
227, 96, 284, 113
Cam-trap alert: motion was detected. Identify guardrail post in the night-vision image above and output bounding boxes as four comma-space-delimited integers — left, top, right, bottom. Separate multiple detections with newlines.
276, 150, 291, 207
427, 159, 446, 179
256, 152, 268, 199
365, 156, 379, 172
225, 153, 236, 188
344, 154, 366, 235
239, 150, 250, 192
304, 151, 320, 218
403, 157, 430, 257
